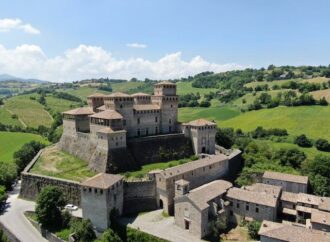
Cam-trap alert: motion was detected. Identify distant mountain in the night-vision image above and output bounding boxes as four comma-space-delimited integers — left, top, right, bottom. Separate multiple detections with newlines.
0, 74, 48, 83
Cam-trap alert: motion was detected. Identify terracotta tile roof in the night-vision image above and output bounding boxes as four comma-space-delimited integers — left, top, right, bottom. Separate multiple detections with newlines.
259, 220, 330, 242
107, 92, 131, 97
184, 119, 216, 127
97, 127, 126, 134
89, 110, 123, 119
62, 107, 95, 115
131, 92, 151, 97
96, 105, 106, 111
81, 173, 123, 189
160, 154, 228, 179
263, 171, 308, 184
311, 209, 330, 226
87, 93, 106, 98
175, 179, 190, 186
319, 198, 330, 212
281, 191, 298, 203
133, 104, 160, 111
226, 183, 281, 207
297, 193, 321, 206
154, 81, 175, 86
186, 180, 232, 210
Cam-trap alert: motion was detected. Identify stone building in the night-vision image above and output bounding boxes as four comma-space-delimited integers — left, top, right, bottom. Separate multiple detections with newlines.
311, 209, 330, 233
174, 180, 232, 238
81, 173, 124, 232
182, 119, 217, 155
226, 183, 281, 224
151, 152, 236, 215
59, 81, 223, 172
258, 220, 330, 242
262, 171, 308, 193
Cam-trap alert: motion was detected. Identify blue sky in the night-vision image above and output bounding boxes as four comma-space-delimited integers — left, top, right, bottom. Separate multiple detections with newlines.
0, 0, 329, 82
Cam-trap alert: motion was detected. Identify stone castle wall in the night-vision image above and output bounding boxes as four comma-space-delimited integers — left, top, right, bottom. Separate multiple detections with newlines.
127, 133, 194, 165
123, 180, 157, 215
20, 150, 82, 205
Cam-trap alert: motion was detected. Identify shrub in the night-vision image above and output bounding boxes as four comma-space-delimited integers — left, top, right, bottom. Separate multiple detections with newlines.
35, 186, 65, 229
294, 134, 312, 148
315, 139, 330, 152
0, 186, 7, 210
248, 221, 261, 240
275, 148, 306, 168
98, 228, 122, 242
14, 141, 46, 172
215, 128, 235, 149
127, 227, 166, 242
0, 161, 17, 190
70, 219, 96, 242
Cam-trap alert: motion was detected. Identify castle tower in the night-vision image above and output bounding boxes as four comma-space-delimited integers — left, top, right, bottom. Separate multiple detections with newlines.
175, 179, 190, 197
81, 173, 124, 232
152, 81, 179, 134
104, 93, 135, 137
87, 93, 106, 111
182, 119, 217, 155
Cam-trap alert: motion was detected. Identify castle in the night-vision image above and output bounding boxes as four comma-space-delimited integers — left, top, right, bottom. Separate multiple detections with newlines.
59, 81, 218, 172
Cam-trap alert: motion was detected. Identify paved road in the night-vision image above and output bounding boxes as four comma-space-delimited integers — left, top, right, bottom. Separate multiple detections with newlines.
0, 182, 47, 242
120, 210, 206, 242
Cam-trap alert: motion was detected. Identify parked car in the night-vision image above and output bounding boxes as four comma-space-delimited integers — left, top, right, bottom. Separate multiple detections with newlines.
65, 204, 78, 211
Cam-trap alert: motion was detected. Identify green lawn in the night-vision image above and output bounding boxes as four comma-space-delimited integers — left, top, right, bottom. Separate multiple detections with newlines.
30, 146, 96, 182
176, 81, 218, 95
221, 106, 330, 140
123, 157, 196, 179
0, 131, 49, 163
0, 107, 23, 126
4, 94, 53, 128
178, 106, 241, 123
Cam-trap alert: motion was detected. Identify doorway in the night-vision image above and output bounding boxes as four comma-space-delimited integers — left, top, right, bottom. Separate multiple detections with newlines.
184, 220, 190, 230
202, 147, 206, 153
159, 199, 163, 209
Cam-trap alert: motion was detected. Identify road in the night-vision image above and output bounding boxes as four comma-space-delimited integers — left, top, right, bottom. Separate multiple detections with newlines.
0, 182, 47, 242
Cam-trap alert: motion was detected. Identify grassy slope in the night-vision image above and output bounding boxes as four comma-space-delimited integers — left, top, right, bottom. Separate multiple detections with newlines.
4, 94, 53, 128
111, 82, 144, 92
0, 107, 22, 126
0, 131, 49, 163
176, 81, 218, 95
45, 96, 81, 113
30, 146, 96, 182
178, 106, 240, 123
221, 106, 330, 140
310, 88, 330, 102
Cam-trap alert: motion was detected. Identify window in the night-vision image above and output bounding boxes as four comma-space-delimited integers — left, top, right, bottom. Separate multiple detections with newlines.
246, 205, 249, 211
100, 190, 103, 195
169, 119, 172, 124
123, 119, 126, 126
255, 207, 259, 213
89, 188, 92, 192
155, 117, 158, 122
137, 118, 140, 124
230, 210, 233, 216
237, 203, 240, 209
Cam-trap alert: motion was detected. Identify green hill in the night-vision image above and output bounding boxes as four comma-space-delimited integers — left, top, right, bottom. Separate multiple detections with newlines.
0, 131, 49, 163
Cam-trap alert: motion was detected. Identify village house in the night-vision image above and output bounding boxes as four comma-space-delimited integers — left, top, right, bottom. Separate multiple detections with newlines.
174, 180, 232, 238
262, 171, 308, 193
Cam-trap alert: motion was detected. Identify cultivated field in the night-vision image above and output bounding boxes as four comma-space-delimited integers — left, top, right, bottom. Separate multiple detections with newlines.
0, 131, 49, 163
4, 94, 53, 128
310, 88, 330, 102
45, 96, 81, 113
0, 107, 23, 126
176, 81, 218, 95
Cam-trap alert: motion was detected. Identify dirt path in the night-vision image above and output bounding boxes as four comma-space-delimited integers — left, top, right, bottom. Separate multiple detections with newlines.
5, 107, 27, 128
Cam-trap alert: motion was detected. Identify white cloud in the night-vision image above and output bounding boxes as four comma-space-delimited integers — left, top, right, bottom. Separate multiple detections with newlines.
126, 43, 147, 48
0, 44, 245, 82
0, 18, 40, 34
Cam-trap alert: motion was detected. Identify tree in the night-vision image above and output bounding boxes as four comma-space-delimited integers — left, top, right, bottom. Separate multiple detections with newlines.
0, 161, 17, 190
215, 128, 235, 149
248, 221, 261, 240
294, 134, 312, 148
310, 174, 330, 196
35, 186, 65, 229
315, 139, 330, 152
0, 99, 3, 105
70, 219, 96, 242
319, 97, 328, 106
210, 216, 227, 238
0, 229, 9, 242
0, 186, 7, 210
275, 148, 306, 168
99, 229, 122, 242
14, 141, 45, 172
199, 100, 211, 107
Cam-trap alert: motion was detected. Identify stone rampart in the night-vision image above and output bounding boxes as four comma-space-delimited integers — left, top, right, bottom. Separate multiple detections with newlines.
20, 149, 82, 205
123, 180, 157, 215
127, 133, 194, 165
